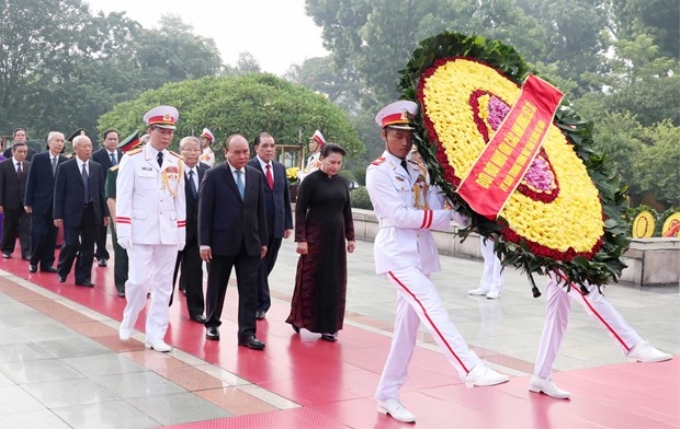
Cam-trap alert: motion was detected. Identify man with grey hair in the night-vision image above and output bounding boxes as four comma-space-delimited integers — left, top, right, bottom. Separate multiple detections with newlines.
24, 131, 68, 273
171, 136, 209, 322
53, 135, 109, 286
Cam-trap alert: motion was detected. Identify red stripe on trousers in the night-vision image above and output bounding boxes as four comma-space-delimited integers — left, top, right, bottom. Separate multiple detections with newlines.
388, 271, 470, 373
557, 273, 631, 351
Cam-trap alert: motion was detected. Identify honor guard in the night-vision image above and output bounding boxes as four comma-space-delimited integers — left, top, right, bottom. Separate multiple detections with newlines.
116, 105, 186, 353
297, 129, 325, 182
199, 128, 215, 167
366, 100, 509, 423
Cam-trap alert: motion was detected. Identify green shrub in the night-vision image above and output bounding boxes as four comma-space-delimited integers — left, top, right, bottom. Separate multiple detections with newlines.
350, 186, 373, 210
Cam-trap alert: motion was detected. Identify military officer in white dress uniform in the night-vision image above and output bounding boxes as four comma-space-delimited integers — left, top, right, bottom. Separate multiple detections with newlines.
296, 129, 325, 182
116, 105, 186, 352
366, 101, 509, 423
199, 128, 215, 167
530, 271, 672, 399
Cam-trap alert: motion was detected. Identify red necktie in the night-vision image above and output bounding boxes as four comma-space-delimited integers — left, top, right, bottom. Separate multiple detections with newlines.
265, 164, 274, 189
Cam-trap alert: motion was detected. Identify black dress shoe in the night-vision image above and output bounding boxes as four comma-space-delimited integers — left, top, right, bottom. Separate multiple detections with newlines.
292, 324, 300, 334
238, 335, 265, 350
191, 314, 207, 323
117, 290, 125, 298
22, 255, 30, 261
57, 275, 67, 283
255, 310, 266, 320
28, 265, 37, 273
75, 281, 95, 287
41, 267, 58, 273
206, 326, 220, 341
2, 252, 10, 258
321, 333, 338, 342
97, 258, 107, 267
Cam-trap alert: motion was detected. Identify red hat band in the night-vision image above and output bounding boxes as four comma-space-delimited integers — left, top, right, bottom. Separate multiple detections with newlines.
147, 114, 176, 126
381, 111, 411, 128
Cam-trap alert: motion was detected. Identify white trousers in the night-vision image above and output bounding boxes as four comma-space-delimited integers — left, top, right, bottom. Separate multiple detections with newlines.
375, 266, 481, 401
121, 244, 178, 342
533, 273, 643, 378
480, 237, 503, 293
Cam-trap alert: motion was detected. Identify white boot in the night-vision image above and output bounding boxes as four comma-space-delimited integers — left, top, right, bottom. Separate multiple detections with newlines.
464, 363, 510, 388
529, 375, 570, 399
626, 342, 672, 363
145, 338, 172, 353
486, 290, 501, 299
377, 398, 416, 423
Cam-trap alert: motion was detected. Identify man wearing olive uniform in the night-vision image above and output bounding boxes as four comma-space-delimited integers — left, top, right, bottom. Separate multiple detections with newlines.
116, 106, 186, 353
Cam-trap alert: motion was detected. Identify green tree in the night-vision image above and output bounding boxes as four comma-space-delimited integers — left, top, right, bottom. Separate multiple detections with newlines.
98, 73, 364, 161
0, 2, 223, 140
608, 0, 679, 59
632, 120, 680, 205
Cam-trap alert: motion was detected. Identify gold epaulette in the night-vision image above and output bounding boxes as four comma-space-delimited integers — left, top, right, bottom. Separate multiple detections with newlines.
126, 148, 143, 156
371, 157, 386, 166
169, 150, 182, 159
109, 165, 120, 172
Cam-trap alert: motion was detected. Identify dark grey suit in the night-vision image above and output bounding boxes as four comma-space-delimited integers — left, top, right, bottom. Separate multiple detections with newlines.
247, 158, 292, 313
199, 162, 268, 340
53, 158, 109, 284
0, 158, 31, 257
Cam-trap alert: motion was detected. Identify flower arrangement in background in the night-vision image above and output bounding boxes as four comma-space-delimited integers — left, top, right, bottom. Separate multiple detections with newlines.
398, 32, 630, 291
286, 167, 300, 181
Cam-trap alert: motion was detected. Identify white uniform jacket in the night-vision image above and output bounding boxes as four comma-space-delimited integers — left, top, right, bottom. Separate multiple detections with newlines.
200, 147, 215, 167
115, 145, 186, 247
366, 151, 467, 275
297, 152, 320, 182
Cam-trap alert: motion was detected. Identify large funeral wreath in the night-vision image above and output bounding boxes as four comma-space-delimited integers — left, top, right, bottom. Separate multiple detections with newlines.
398, 33, 630, 294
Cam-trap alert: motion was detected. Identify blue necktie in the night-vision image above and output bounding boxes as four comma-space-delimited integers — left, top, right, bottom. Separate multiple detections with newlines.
82, 162, 90, 202
188, 170, 197, 198
235, 170, 245, 199
110, 152, 117, 166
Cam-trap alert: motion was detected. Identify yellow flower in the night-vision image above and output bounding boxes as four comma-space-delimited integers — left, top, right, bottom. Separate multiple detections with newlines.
286, 167, 299, 181
421, 59, 603, 255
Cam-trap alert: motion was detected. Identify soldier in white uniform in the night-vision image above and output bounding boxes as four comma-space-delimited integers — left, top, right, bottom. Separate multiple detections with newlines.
296, 129, 324, 182
199, 128, 215, 167
531, 271, 672, 399
468, 237, 504, 299
366, 101, 509, 423
116, 105, 186, 352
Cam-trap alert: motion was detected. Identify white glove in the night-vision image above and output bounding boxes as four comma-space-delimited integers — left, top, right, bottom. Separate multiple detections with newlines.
117, 236, 132, 250
451, 210, 470, 227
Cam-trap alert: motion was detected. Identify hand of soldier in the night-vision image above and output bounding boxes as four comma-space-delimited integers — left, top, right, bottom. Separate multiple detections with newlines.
117, 236, 132, 250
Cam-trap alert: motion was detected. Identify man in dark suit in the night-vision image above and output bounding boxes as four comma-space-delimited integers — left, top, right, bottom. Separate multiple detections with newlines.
199, 134, 268, 350
53, 135, 110, 286
24, 131, 68, 273
247, 132, 293, 320
3, 128, 36, 161
0, 142, 31, 259
91, 129, 122, 267
171, 136, 209, 322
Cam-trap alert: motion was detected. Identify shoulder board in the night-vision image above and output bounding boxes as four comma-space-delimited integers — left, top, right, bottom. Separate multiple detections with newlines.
126, 148, 143, 156
407, 159, 419, 165
371, 157, 386, 166
109, 165, 120, 172
168, 150, 182, 159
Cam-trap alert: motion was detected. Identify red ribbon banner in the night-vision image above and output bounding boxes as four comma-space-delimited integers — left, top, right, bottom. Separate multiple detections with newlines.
457, 75, 563, 219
